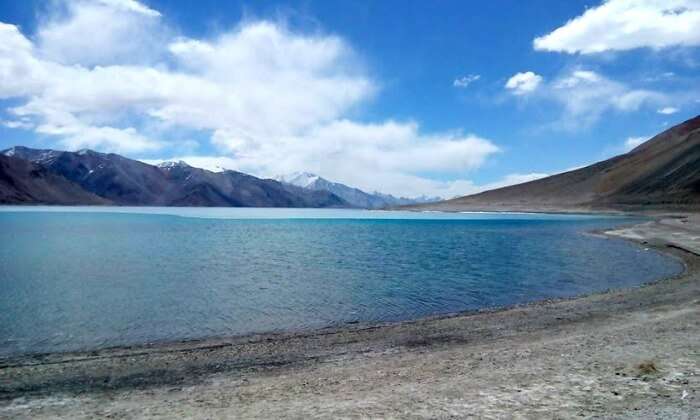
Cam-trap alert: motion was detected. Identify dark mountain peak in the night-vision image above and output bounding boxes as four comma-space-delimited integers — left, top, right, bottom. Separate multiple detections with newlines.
2, 145, 30, 156
2, 145, 63, 164
2, 146, 115, 168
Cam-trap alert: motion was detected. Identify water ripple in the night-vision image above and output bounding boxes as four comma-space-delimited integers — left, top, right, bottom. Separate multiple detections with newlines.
0, 211, 682, 356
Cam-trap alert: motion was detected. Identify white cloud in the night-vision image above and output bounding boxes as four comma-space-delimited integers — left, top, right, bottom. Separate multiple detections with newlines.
37, 0, 165, 66
553, 70, 661, 113
159, 23, 373, 137
0, 23, 46, 98
536, 69, 666, 128
36, 120, 162, 153
96, 0, 161, 16
624, 136, 649, 151
554, 70, 601, 87
534, 0, 700, 54
453, 74, 480, 88
0, 9, 374, 153
1, 119, 34, 130
0, 1, 502, 197
505, 71, 543, 95
504, 69, 668, 128
206, 119, 500, 197
657, 106, 679, 114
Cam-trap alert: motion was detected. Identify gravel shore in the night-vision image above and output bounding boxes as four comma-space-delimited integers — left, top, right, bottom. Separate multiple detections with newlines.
1, 216, 699, 419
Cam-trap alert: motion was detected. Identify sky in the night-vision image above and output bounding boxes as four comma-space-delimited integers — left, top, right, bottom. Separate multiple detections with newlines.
0, 0, 699, 198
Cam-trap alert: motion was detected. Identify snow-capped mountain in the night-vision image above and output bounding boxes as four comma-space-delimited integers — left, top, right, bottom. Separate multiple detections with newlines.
275, 172, 441, 209
276, 172, 321, 188
1, 147, 348, 208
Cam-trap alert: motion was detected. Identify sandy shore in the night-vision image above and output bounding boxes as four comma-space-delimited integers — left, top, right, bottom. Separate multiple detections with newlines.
1, 216, 699, 419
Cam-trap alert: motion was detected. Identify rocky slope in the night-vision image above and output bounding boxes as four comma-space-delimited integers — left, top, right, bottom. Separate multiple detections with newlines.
412, 115, 700, 212
0, 154, 109, 205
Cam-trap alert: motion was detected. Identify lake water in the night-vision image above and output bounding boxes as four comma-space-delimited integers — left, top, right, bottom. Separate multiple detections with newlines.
0, 207, 683, 357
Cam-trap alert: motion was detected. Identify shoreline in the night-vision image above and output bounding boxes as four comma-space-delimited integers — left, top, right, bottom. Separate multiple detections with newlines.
2, 216, 699, 418
0, 246, 685, 369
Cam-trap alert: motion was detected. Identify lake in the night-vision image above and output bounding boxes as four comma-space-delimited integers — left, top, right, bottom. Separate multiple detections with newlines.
0, 207, 683, 357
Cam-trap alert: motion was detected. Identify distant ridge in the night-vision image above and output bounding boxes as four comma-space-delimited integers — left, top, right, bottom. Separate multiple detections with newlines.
408, 115, 700, 212
275, 172, 440, 209
0, 147, 348, 208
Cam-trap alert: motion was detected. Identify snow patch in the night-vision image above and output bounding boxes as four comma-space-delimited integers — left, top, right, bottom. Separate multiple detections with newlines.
275, 172, 320, 188
158, 160, 191, 170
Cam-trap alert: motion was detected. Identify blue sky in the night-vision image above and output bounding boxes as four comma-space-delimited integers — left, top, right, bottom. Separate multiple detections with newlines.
1, 0, 699, 197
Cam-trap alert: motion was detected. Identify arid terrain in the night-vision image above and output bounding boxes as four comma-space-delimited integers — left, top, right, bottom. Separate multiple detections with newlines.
407, 115, 700, 213
1, 215, 698, 419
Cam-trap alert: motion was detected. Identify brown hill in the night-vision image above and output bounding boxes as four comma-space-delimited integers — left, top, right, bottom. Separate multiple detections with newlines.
413, 115, 700, 213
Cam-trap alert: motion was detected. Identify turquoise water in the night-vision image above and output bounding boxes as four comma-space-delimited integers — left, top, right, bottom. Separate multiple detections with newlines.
0, 207, 683, 357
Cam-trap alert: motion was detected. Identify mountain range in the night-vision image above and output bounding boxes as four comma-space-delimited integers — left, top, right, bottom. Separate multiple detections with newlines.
275, 172, 440, 209
408, 115, 700, 212
0, 147, 346, 207
3, 115, 698, 210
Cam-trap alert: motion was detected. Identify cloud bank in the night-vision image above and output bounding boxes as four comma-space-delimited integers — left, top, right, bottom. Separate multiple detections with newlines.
0, 0, 503, 197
